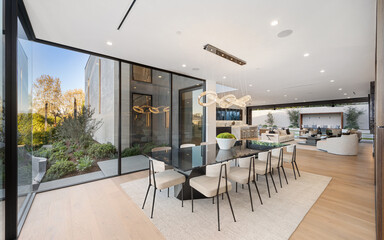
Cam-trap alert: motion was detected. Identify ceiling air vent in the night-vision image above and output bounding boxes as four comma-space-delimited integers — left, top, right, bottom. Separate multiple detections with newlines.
203, 44, 246, 66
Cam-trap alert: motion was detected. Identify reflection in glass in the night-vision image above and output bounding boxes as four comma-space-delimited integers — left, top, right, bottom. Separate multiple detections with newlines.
180, 87, 203, 146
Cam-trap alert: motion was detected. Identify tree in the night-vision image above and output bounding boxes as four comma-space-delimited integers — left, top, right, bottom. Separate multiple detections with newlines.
33, 75, 62, 130
344, 107, 364, 129
287, 109, 300, 128
61, 89, 85, 118
265, 112, 274, 126
55, 106, 102, 147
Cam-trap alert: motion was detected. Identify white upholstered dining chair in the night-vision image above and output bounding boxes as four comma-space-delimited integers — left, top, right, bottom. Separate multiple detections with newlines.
255, 151, 278, 198
142, 158, 186, 218
271, 147, 289, 188
189, 161, 236, 231
180, 143, 196, 148
283, 144, 301, 179
228, 156, 263, 211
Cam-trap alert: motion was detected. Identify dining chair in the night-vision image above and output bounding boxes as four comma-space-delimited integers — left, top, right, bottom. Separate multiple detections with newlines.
255, 151, 278, 198
180, 143, 196, 148
228, 156, 263, 211
283, 144, 301, 179
271, 147, 289, 188
142, 158, 186, 218
189, 161, 236, 231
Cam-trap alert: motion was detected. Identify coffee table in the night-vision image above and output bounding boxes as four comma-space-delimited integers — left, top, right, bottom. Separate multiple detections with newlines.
298, 136, 327, 146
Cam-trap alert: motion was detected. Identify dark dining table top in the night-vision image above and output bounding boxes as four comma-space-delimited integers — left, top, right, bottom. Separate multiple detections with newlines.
145, 140, 283, 172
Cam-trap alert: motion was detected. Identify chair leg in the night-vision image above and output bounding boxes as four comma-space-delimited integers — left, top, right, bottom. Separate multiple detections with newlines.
291, 162, 297, 180
269, 172, 278, 193
217, 193, 220, 231
281, 166, 288, 184
142, 184, 151, 209
226, 191, 236, 223
277, 167, 282, 188
181, 184, 184, 207
247, 183, 254, 212
265, 173, 271, 198
150, 187, 157, 218
253, 180, 263, 205
294, 161, 301, 177
212, 197, 215, 204
222, 193, 224, 200
242, 184, 244, 189
168, 188, 169, 197
191, 187, 194, 213
236, 182, 238, 193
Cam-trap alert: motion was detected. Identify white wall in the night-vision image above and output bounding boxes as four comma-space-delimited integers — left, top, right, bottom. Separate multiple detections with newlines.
252, 104, 369, 129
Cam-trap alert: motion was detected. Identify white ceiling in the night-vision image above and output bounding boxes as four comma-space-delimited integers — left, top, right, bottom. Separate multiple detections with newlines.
24, 0, 376, 105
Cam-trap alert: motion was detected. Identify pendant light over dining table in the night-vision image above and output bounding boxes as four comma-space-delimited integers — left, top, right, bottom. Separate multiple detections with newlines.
198, 44, 251, 108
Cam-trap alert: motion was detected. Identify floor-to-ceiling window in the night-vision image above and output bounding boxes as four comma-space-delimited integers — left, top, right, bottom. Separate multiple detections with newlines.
0, 0, 4, 238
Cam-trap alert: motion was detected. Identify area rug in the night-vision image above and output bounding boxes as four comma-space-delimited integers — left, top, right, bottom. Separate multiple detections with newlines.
121, 170, 331, 240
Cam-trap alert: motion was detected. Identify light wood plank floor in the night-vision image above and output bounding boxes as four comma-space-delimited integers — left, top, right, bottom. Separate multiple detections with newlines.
19, 143, 375, 240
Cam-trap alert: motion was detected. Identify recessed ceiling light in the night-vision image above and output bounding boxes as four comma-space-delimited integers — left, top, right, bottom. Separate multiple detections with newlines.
106, 41, 113, 46
343, 93, 347, 96
270, 20, 279, 26
338, 88, 342, 91
182, 64, 186, 67
249, 84, 253, 87
294, 98, 298, 100
330, 80, 335, 83
320, 69, 325, 73
347, 97, 351, 99
284, 94, 287, 97
266, 89, 271, 92
303, 53, 310, 57
223, 76, 227, 79
158, 75, 162, 78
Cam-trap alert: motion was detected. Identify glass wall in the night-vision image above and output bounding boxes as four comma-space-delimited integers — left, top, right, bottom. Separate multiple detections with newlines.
172, 75, 205, 148
17, 19, 33, 228
15, 24, 120, 193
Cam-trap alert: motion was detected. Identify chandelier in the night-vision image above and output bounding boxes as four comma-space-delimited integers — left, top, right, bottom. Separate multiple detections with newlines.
132, 105, 170, 114
197, 91, 251, 108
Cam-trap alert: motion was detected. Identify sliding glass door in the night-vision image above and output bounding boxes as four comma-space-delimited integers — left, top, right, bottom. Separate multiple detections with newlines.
179, 86, 204, 146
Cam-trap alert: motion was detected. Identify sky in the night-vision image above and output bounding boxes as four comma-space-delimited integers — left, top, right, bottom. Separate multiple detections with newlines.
29, 42, 90, 92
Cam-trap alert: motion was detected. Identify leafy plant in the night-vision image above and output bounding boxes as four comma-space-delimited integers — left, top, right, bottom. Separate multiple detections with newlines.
265, 112, 275, 126
55, 106, 102, 147
77, 156, 94, 172
251, 140, 284, 147
34, 147, 53, 159
344, 107, 364, 129
73, 150, 86, 160
88, 143, 116, 159
49, 150, 69, 165
45, 160, 76, 181
216, 132, 236, 139
287, 109, 300, 128
122, 145, 142, 157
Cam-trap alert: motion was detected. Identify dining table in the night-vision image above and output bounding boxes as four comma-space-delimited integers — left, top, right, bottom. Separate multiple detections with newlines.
144, 140, 284, 200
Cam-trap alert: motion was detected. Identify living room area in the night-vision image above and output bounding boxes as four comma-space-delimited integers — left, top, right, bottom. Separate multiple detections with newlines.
239, 100, 373, 156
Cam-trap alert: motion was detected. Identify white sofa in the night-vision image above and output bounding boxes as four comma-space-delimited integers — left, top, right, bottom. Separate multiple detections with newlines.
260, 129, 294, 143
316, 134, 359, 155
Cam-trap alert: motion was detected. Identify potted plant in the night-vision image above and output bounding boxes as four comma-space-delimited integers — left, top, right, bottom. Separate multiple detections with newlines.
216, 132, 237, 150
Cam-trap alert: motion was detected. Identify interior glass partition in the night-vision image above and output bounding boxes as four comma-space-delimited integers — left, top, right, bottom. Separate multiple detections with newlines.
172, 75, 205, 148
0, 1, 4, 238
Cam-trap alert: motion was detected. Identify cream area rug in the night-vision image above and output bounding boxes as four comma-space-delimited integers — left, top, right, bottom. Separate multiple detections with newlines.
121, 170, 331, 240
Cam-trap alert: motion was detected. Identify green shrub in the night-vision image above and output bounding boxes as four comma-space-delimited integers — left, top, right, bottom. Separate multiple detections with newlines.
49, 150, 69, 165
45, 160, 76, 181
122, 145, 141, 157
216, 132, 236, 139
73, 150, 86, 160
88, 143, 116, 159
34, 147, 53, 159
76, 156, 93, 172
